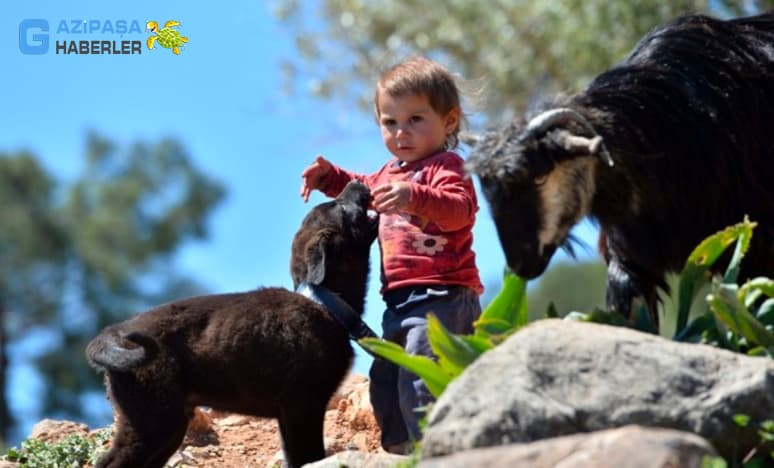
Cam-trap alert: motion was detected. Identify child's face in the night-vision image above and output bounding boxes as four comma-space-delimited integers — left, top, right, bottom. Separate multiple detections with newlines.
376, 90, 459, 163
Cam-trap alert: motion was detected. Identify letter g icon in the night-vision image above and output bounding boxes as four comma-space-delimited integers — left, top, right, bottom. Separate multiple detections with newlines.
19, 19, 49, 55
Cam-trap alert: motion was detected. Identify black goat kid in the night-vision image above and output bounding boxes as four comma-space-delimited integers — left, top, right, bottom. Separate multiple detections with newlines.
468, 12, 774, 326
86, 182, 376, 468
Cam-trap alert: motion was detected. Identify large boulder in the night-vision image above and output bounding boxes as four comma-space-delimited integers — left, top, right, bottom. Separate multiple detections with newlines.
422, 319, 774, 459
418, 425, 716, 468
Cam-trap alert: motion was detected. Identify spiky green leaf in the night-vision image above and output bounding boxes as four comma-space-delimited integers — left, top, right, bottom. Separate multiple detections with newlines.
733, 413, 751, 427
707, 283, 774, 350
427, 313, 483, 377
460, 334, 494, 354
675, 218, 756, 336
359, 338, 450, 397
475, 269, 527, 339
740, 278, 774, 305
675, 313, 717, 343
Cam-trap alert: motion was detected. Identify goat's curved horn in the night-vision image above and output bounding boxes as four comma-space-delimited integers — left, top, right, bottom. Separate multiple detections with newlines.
524, 108, 615, 167
525, 108, 588, 135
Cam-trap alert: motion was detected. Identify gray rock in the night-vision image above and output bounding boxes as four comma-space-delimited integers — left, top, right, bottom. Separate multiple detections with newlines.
302, 450, 409, 468
419, 425, 717, 468
422, 319, 774, 459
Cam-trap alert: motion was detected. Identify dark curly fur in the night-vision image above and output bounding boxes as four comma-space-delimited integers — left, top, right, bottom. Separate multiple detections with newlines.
468, 12, 774, 324
86, 182, 376, 468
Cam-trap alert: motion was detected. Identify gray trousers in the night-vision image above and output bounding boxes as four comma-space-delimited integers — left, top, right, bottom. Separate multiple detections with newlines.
368, 286, 481, 448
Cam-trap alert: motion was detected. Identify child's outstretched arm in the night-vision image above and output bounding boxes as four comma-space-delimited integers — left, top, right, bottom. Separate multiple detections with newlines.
300, 155, 332, 202
301, 155, 372, 202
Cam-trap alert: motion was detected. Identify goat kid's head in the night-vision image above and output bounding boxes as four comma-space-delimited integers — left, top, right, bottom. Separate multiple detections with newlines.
467, 108, 612, 278
290, 181, 378, 292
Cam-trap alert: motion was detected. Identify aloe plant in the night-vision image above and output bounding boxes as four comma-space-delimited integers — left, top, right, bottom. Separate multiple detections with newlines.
473, 269, 528, 340
360, 269, 528, 397
361, 217, 774, 400
675, 217, 755, 334
672, 217, 774, 357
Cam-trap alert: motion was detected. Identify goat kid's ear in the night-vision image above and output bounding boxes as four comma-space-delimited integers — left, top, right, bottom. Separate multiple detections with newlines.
337, 181, 371, 208
304, 232, 330, 285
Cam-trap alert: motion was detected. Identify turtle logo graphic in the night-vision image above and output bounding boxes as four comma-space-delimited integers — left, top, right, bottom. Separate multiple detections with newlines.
145, 20, 188, 55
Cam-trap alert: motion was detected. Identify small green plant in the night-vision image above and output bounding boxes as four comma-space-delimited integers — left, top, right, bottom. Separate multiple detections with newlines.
360, 268, 528, 397
670, 217, 774, 357
573, 217, 774, 355
4, 428, 111, 468
392, 441, 422, 468
702, 455, 728, 468
360, 216, 774, 461
724, 413, 774, 467
361, 217, 774, 390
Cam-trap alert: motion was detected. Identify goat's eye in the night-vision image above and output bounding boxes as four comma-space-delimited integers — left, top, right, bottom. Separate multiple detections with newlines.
534, 174, 548, 186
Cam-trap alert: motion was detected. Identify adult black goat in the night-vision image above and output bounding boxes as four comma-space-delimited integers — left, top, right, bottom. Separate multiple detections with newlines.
468, 12, 774, 326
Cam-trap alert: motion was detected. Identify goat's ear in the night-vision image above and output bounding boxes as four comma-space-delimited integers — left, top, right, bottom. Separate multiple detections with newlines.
552, 130, 615, 166
304, 232, 330, 285
460, 131, 482, 147
552, 129, 600, 155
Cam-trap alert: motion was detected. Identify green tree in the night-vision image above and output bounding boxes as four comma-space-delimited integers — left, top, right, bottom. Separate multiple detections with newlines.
0, 153, 68, 443
0, 133, 224, 443
274, 0, 773, 120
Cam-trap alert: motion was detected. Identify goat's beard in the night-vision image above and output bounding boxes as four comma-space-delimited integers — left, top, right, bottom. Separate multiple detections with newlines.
561, 232, 594, 260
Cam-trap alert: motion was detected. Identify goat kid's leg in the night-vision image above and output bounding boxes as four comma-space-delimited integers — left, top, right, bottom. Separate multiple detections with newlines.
277, 399, 327, 468
96, 411, 188, 468
99, 371, 189, 468
94, 415, 152, 468
140, 414, 189, 468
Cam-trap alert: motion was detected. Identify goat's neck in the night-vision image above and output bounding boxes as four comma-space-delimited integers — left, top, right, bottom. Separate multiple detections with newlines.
325, 278, 367, 315
590, 161, 636, 223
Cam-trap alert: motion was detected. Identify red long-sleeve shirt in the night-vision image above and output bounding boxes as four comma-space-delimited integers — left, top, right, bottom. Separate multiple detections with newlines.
320, 151, 483, 295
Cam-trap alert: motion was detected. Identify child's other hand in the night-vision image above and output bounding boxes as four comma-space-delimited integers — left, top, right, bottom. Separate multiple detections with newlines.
372, 182, 411, 213
300, 155, 332, 202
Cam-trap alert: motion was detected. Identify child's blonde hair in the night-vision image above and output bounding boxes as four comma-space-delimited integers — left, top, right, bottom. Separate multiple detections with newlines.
374, 55, 463, 150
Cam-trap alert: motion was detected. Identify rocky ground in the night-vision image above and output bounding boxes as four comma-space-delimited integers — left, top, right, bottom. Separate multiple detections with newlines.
15, 374, 385, 468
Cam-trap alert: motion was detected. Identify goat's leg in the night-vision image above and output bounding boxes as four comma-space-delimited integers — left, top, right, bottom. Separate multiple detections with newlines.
139, 414, 188, 468
96, 409, 187, 468
93, 418, 136, 468
98, 369, 189, 468
606, 256, 660, 330
277, 398, 328, 468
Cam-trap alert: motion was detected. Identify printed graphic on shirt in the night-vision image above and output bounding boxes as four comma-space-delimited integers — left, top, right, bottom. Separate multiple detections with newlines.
411, 233, 448, 255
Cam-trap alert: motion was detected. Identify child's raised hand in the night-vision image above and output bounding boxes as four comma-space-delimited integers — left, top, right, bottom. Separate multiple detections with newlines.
372, 182, 412, 213
300, 155, 332, 202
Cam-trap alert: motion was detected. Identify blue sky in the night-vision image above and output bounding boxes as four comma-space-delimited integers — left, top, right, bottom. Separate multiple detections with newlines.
1, 0, 600, 442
